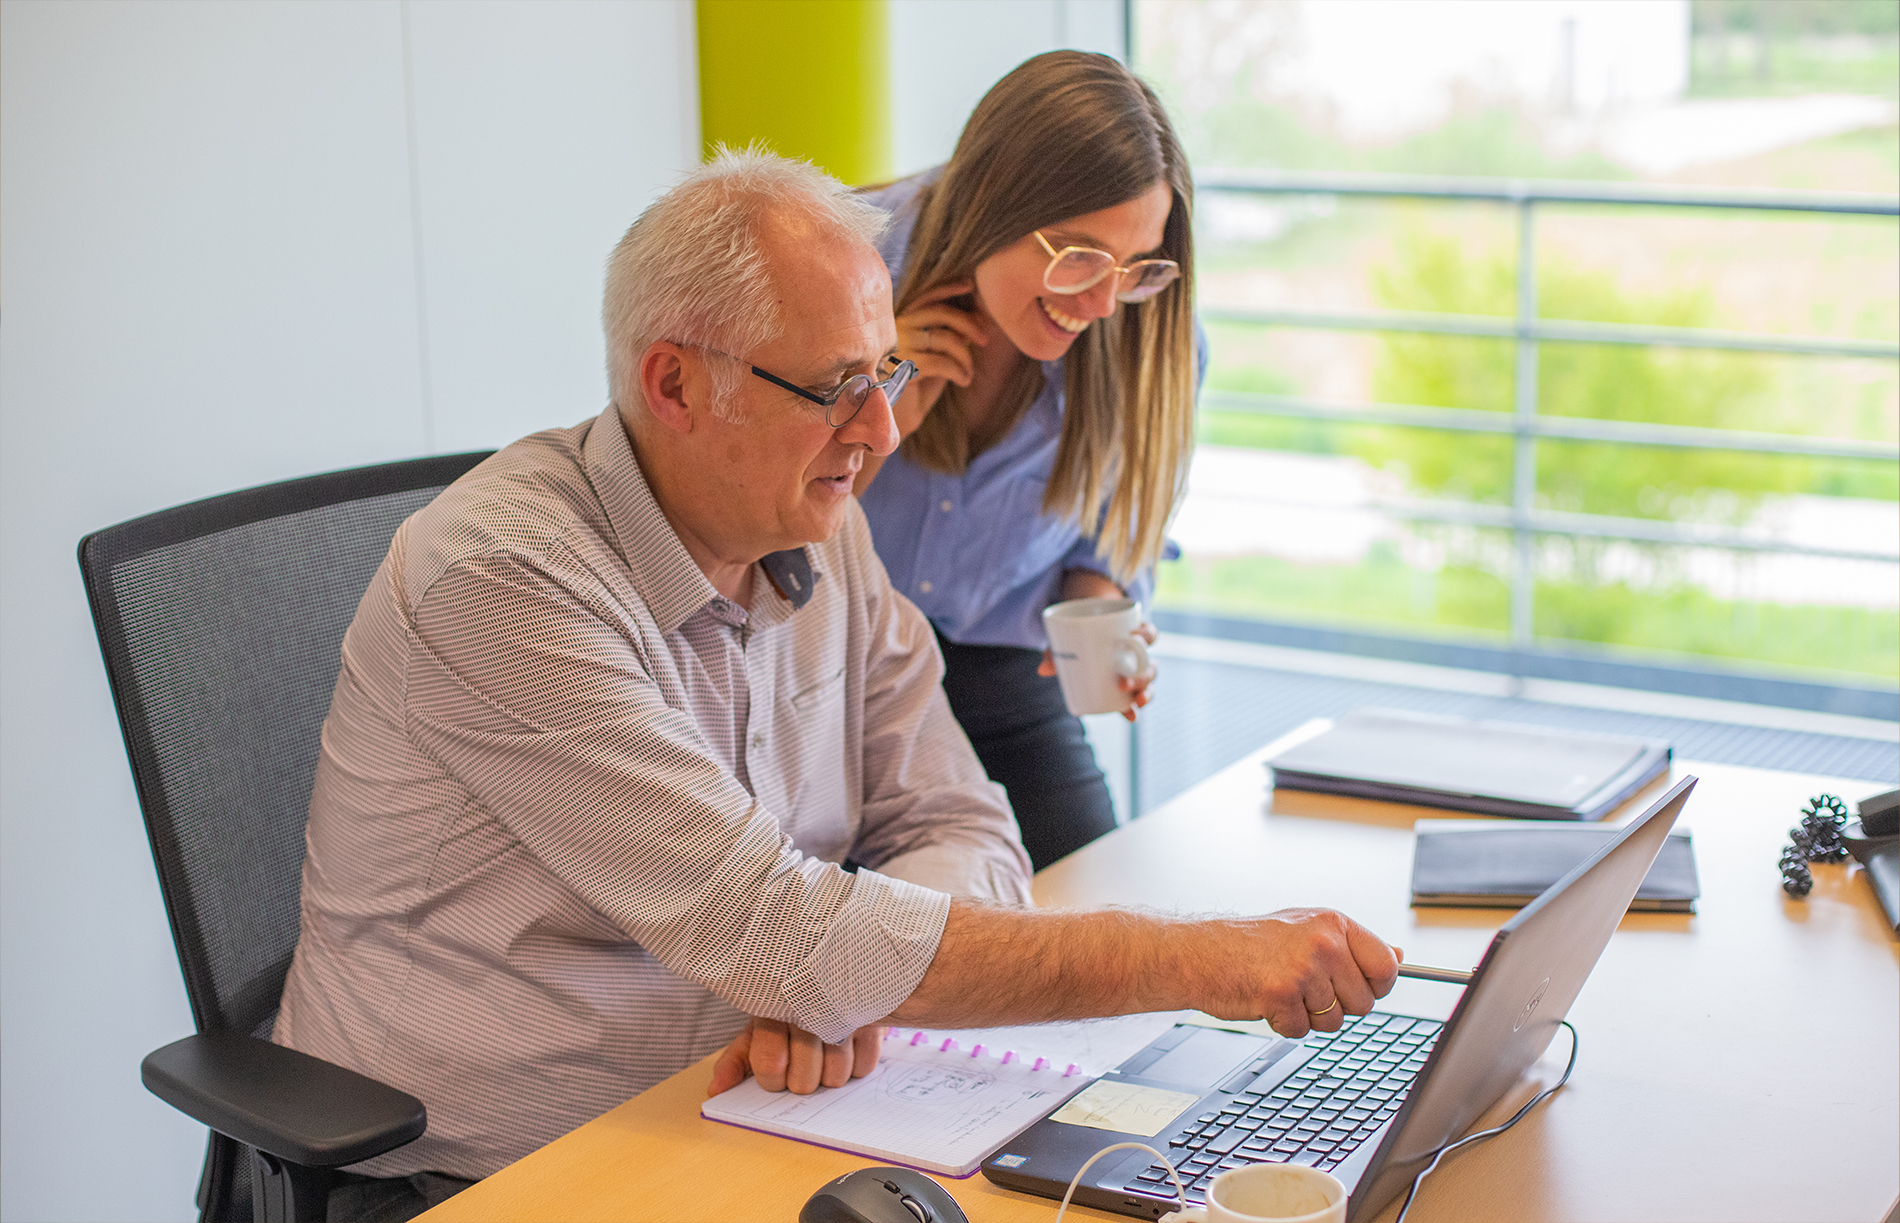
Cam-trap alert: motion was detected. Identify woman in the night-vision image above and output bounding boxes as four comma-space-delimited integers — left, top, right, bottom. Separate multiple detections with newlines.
855, 51, 1200, 870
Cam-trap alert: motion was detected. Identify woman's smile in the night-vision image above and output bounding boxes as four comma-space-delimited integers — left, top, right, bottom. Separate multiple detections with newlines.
1038, 296, 1091, 335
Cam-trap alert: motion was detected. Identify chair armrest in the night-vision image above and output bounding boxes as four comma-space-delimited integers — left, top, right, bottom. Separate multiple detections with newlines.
142, 1032, 426, 1167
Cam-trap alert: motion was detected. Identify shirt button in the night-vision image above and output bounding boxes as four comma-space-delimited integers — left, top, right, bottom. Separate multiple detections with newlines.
940, 499, 954, 512
750, 732, 764, 747
919, 580, 933, 593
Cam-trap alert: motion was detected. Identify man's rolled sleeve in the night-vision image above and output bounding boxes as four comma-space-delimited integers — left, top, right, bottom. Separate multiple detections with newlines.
782, 870, 950, 1044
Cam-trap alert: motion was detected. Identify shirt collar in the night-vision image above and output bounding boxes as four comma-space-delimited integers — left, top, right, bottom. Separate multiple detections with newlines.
583, 405, 817, 636
584, 405, 721, 635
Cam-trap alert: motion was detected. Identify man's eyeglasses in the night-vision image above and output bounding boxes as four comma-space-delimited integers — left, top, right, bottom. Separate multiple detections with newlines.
1035, 232, 1181, 303
691, 346, 918, 428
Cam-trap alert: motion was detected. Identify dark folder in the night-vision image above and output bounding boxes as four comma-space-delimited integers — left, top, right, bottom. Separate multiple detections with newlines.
1411, 820, 1700, 912
1267, 708, 1672, 821
1860, 843, 1899, 935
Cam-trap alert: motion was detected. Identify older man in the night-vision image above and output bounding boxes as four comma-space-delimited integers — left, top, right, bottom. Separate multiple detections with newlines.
275, 151, 1398, 1216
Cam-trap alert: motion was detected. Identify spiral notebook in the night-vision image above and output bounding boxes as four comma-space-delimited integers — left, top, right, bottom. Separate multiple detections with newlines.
700, 1013, 1183, 1177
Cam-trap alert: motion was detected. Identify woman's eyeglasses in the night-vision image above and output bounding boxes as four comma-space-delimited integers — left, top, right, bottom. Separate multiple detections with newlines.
690, 345, 917, 428
1035, 232, 1181, 302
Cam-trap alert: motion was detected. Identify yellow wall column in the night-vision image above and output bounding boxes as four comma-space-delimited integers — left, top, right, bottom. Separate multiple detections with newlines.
696, 0, 891, 185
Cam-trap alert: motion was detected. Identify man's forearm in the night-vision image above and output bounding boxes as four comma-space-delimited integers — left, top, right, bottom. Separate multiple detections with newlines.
886, 899, 1401, 1038
888, 902, 1176, 1027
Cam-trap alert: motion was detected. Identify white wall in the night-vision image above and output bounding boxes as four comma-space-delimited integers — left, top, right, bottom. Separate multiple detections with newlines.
891, 0, 1128, 176
0, 2, 696, 1219
0, 5, 1145, 1218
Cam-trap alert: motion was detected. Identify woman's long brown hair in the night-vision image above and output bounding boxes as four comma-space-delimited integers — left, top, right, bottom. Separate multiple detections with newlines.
891, 51, 1196, 586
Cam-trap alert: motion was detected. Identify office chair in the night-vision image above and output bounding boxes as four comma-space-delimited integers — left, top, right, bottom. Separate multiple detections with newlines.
79, 451, 493, 1223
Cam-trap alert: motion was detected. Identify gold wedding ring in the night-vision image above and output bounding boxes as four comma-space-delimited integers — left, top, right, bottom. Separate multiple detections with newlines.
1307, 999, 1338, 1017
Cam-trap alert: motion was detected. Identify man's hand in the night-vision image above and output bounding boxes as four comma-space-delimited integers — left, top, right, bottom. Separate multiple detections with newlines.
707, 1018, 886, 1097
892, 901, 1401, 1039
1183, 908, 1402, 1039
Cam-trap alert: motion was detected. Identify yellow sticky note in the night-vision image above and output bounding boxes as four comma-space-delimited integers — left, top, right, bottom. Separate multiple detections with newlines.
1049, 1080, 1202, 1137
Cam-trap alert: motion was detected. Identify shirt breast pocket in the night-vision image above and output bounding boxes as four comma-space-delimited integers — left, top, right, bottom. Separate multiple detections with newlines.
776, 662, 853, 849
788, 664, 846, 713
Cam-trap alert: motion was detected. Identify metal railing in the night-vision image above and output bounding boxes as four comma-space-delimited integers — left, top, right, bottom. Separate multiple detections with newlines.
1193, 170, 1900, 649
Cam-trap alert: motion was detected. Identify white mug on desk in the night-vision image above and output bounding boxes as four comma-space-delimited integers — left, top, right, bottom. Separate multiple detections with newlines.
1162, 1164, 1347, 1223
1042, 596, 1152, 717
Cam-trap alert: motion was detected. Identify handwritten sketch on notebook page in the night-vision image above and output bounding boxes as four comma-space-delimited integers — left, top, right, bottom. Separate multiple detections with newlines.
700, 1012, 1187, 1176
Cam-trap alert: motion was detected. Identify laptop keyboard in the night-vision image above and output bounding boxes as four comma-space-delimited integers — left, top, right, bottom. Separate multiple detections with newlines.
1124, 1012, 1443, 1204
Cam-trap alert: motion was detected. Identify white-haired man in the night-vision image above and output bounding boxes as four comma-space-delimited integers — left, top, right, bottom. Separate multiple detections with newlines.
276, 150, 1399, 1220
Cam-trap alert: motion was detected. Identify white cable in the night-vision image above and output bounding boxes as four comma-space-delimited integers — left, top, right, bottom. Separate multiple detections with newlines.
1392, 1020, 1580, 1223
1053, 1141, 1187, 1222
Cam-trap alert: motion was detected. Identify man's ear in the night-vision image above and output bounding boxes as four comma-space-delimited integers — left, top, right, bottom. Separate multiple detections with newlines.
638, 342, 699, 435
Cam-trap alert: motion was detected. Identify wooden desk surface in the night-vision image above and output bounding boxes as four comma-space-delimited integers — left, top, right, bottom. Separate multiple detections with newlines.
422, 734, 1898, 1223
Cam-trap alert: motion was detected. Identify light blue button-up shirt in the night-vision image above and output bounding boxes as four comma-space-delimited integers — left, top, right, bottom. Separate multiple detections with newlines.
857, 169, 1198, 650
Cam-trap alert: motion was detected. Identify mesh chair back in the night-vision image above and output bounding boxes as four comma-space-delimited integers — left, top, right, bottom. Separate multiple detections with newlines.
80, 453, 491, 1038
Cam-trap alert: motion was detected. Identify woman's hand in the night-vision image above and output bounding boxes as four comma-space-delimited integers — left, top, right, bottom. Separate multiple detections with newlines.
892, 280, 988, 436
855, 282, 992, 495
1038, 569, 1160, 721
1041, 620, 1155, 721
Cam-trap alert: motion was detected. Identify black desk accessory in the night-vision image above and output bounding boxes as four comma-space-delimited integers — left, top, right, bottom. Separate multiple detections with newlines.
1780, 794, 1855, 896
1849, 788, 1900, 935
801, 1168, 967, 1223
1852, 840, 1900, 935
1779, 791, 1900, 936
1267, 708, 1671, 821
1855, 787, 1899, 837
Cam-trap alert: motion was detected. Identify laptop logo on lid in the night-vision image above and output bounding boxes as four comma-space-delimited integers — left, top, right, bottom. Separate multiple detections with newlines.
1514, 978, 1552, 1032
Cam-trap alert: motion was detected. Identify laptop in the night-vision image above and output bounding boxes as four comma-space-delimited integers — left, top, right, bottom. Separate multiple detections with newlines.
981, 775, 1697, 1221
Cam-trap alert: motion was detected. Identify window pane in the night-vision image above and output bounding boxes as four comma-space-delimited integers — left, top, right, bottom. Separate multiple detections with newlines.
1529, 537, 1898, 682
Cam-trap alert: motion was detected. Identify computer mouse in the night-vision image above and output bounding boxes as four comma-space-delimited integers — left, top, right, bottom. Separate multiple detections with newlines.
799, 1166, 969, 1223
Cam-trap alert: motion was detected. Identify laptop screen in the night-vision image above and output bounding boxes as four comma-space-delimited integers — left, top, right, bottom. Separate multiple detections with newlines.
1347, 776, 1696, 1219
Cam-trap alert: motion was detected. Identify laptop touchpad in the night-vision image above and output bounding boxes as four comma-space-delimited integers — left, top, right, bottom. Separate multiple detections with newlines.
1134, 1027, 1272, 1090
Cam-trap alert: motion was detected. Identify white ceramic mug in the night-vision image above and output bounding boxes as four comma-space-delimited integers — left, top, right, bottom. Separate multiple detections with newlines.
1163, 1164, 1347, 1223
1041, 597, 1153, 717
